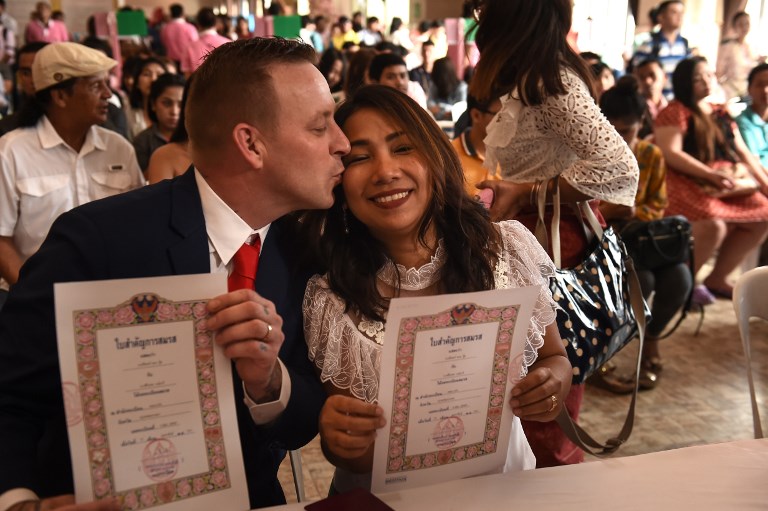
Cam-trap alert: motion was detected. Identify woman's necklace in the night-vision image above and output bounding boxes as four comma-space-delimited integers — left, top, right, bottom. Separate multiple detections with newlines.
357, 241, 446, 344
376, 240, 445, 291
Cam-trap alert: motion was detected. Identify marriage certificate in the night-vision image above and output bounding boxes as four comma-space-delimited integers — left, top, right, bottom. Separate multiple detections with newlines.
54, 274, 248, 511
371, 287, 538, 493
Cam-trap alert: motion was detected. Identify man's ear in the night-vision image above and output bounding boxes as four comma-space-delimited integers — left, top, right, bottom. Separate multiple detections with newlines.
50, 88, 69, 109
232, 122, 267, 170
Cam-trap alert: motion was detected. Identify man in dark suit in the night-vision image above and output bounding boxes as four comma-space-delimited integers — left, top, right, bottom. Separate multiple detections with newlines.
0, 37, 350, 511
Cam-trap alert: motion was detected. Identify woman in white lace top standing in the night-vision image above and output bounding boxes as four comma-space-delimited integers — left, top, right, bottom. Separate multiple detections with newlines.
468, 0, 639, 466
300, 85, 572, 494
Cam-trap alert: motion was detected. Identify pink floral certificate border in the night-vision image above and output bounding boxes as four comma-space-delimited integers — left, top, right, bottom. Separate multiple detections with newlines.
73, 293, 230, 509
385, 302, 520, 474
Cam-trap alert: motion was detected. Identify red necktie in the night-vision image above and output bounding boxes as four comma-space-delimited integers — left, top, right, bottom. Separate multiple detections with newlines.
228, 235, 261, 292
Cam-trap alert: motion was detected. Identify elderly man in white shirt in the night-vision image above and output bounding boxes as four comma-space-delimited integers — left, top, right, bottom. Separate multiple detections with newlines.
0, 42, 143, 292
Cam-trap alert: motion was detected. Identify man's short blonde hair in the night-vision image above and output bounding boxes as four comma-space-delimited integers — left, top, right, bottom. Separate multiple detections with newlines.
185, 37, 317, 153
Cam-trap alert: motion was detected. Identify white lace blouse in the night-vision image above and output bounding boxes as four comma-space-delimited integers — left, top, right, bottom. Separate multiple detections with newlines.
303, 220, 557, 403
484, 69, 639, 206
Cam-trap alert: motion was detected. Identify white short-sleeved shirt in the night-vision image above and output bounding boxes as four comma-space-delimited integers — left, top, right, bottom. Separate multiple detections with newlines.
0, 116, 144, 263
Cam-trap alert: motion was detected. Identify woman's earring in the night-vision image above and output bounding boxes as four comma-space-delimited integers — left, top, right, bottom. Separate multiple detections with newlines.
342, 204, 350, 235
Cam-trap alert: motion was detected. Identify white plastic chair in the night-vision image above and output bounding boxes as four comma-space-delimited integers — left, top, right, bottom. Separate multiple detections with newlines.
733, 266, 768, 439
289, 450, 306, 501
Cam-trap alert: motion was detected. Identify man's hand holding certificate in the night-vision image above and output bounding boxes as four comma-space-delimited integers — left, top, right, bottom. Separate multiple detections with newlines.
206, 289, 284, 404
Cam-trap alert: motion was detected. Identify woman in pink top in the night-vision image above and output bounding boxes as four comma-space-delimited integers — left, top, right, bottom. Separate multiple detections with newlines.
25, 2, 69, 43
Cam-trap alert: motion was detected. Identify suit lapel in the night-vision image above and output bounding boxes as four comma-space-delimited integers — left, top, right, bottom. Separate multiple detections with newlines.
167, 168, 210, 275
256, 219, 289, 309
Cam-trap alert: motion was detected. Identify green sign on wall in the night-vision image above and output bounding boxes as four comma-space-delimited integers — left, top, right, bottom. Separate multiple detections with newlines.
116, 10, 147, 37
273, 15, 301, 39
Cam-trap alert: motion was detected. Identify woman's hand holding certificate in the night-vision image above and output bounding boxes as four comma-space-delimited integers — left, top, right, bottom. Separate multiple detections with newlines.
508, 323, 572, 422
319, 395, 386, 472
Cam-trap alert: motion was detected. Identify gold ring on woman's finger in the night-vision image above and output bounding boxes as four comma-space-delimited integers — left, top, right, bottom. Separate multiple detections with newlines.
547, 394, 558, 413
262, 323, 273, 341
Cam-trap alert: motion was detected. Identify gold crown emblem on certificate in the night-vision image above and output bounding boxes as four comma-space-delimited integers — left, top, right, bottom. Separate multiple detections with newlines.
131, 294, 159, 322
450, 304, 476, 324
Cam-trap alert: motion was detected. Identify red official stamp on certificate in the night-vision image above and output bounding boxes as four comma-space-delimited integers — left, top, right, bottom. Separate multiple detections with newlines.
432, 416, 465, 449
141, 438, 179, 482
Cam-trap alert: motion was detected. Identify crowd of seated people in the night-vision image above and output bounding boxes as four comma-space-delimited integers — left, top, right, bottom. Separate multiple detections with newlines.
577, 6, 768, 392
587, 5, 768, 307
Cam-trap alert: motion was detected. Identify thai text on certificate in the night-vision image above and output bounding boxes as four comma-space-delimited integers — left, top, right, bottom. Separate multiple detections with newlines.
55, 274, 248, 511
371, 287, 538, 493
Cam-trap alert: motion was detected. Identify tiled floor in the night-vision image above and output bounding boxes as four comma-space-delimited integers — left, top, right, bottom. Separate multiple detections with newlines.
277, 296, 768, 503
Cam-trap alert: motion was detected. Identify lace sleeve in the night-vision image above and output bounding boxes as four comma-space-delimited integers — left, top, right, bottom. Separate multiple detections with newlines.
302, 275, 382, 403
494, 221, 557, 378
483, 93, 523, 174
538, 71, 639, 206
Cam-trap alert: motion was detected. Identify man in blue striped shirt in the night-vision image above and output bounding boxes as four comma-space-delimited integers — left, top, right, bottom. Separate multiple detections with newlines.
631, 1, 690, 100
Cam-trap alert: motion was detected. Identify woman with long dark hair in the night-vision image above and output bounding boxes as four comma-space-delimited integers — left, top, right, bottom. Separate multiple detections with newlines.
655, 56, 768, 302
388, 16, 414, 52
343, 48, 376, 98
428, 56, 467, 120
317, 47, 347, 101
132, 73, 185, 172
468, 0, 639, 467
125, 57, 168, 140
301, 85, 571, 493
146, 77, 192, 184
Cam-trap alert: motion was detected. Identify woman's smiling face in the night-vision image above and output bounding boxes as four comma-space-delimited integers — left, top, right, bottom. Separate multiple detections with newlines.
340, 108, 433, 245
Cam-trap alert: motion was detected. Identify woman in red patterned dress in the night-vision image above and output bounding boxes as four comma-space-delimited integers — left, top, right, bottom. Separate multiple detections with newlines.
654, 56, 768, 302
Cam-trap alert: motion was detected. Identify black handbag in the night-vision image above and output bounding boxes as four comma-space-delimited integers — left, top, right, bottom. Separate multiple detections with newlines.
618, 215, 696, 339
618, 216, 692, 271
534, 178, 650, 455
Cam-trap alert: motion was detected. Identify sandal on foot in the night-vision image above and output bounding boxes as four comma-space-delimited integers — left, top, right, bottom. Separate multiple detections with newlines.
691, 285, 716, 306
643, 356, 664, 374
587, 371, 634, 395
638, 368, 659, 390
588, 368, 658, 393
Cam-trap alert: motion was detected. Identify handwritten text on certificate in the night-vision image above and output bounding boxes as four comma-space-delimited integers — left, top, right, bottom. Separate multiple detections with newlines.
371, 287, 538, 493
408, 321, 501, 455
97, 320, 210, 491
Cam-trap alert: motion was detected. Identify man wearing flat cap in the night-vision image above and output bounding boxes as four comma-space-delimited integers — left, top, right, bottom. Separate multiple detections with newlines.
0, 42, 143, 300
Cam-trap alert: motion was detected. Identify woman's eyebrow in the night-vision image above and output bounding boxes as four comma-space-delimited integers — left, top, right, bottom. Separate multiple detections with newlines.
349, 131, 406, 148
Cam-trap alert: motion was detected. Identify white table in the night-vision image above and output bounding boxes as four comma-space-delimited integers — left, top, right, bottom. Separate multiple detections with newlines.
264, 438, 768, 510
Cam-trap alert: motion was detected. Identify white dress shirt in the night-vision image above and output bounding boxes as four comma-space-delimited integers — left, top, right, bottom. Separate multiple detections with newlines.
194, 170, 291, 425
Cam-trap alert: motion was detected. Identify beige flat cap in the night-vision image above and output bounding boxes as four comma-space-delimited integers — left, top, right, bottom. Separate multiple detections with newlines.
32, 42, 117, 92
